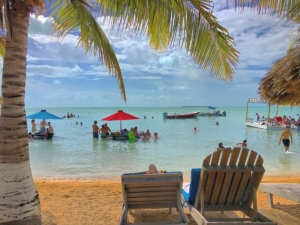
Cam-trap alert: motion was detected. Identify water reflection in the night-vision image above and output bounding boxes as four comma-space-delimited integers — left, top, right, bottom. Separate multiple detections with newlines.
99, 138, 109, 151
127, 141, 138, 151
92, 138, 100, 151
278, 153, 292, 172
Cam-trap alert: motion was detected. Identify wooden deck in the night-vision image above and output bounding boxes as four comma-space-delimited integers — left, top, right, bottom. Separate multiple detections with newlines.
259, 183, 300, 208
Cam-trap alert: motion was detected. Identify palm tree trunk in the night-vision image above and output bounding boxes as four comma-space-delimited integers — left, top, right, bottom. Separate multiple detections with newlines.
0, 1, 41, 224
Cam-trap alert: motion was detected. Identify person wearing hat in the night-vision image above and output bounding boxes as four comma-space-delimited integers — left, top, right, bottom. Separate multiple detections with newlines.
279, 125, 293, 151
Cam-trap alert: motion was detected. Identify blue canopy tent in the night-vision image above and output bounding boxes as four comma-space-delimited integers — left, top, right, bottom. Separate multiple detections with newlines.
208, 106, 216, 110
26, 109, 62, 120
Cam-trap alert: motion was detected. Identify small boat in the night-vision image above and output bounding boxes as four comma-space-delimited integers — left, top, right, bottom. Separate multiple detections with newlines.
163, 111, 199, 119
32, 132, 54, 139
208, 106, 216, 110
198, 111, 226, 117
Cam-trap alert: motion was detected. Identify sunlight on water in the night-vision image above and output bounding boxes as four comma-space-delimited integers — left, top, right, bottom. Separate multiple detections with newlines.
27, 106, 300, 181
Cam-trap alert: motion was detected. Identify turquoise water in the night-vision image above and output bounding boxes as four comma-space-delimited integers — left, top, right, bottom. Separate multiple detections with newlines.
27, 106, 300, 181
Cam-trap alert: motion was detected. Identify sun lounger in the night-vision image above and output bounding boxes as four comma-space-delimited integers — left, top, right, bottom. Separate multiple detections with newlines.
181, 147, 277, 225
119, 171, 189, 225
259, 183, 300, 208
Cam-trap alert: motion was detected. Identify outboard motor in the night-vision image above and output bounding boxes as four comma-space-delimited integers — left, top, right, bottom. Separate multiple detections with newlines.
163, 112, 168, 119
222, 111, 226, 116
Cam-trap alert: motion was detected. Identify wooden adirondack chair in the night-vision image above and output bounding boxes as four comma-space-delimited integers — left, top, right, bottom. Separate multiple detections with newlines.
119, 171, 189, 225
182, 147, 277, 225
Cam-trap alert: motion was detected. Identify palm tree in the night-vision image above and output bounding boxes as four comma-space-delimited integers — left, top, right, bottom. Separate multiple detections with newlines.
0, 0, 239, 223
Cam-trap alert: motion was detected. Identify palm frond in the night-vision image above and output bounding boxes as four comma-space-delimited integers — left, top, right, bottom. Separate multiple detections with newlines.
284, 2, 300, 22
92, 0, 239, 80
288, 27, 300, 49
0, 36, 5, 57
234, 0, 300, 22
49, 0, 126, 101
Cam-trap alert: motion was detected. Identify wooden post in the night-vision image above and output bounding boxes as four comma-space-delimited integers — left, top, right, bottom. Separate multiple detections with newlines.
267, 193, 274, 208
267, 105, 270, 127
245, 100, 249, 122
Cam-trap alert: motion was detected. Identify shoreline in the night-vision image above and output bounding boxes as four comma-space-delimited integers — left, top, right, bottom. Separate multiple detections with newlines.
32, 172, 300, 182
35, 174, 300, 225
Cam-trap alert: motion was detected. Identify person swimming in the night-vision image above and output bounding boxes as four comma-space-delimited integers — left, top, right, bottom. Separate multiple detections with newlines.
236, 140, 247, 147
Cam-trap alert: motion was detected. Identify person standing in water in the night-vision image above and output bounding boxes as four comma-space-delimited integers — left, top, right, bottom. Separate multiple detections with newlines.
279, 125, 293, 151
31, 119, 37, 133
39, 119, 47, 132
92, 120, 99, 138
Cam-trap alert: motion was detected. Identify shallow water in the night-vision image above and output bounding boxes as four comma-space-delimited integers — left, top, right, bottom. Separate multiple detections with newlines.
27, 106, 300, 181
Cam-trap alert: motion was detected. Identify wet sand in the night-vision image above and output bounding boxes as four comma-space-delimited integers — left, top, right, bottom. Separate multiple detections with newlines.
37, 176, 300, 225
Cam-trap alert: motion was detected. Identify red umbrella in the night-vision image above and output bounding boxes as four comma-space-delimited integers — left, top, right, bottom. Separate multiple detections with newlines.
102, 110, 139, 131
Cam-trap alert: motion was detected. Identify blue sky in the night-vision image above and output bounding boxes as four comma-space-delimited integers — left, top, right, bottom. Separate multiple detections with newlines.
0, 3, 297, 107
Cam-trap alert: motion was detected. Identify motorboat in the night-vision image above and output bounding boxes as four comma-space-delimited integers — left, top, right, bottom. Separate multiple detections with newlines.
198, 111, 226, 117
163, 111, 199, 119
197, 106, 226, 117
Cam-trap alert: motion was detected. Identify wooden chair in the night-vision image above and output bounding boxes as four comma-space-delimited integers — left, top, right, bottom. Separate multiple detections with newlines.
182, 147, 277, 225
119, 171, 189, 225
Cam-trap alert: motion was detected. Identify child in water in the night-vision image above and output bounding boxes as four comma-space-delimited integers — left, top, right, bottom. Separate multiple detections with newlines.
236, 140, 247, 147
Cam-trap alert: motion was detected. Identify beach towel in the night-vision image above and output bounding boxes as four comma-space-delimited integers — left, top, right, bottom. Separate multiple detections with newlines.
182, 168, 201, 205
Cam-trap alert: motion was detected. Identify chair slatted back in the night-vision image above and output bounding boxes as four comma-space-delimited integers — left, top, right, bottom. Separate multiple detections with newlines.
195, 148, 265, 211
122, 172, 183, 210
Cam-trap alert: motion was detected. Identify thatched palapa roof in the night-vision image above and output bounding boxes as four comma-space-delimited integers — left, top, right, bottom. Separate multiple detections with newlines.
258, 46, 300, 106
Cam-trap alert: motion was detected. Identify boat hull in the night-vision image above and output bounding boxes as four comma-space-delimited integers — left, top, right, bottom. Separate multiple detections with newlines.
245, 122, 298, 130
198, 113, 225, 117
163, 111, 199, 119
32, 133, 54, 139
198, 111, 226, 117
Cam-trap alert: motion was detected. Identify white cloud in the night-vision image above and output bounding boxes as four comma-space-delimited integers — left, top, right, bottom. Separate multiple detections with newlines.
126, 76, 162, 80
173, 86, 190, 90
1, 5, 296, 107
158, 95, 171, 101
72, 65, 83, 72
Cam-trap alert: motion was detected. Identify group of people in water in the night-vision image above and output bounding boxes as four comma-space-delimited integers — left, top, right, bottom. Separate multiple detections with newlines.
92, 120, 158, 141
216, 140, 247, 151
256, 113, 300, 128
29, 119, 54, 139
62, 112, 78, 119
215, 124, 294, 152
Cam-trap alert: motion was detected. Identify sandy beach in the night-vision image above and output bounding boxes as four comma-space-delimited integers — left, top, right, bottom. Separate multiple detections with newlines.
37, 175, 300, 225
